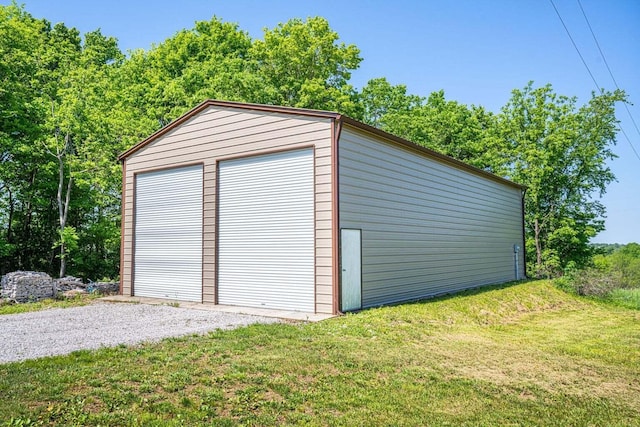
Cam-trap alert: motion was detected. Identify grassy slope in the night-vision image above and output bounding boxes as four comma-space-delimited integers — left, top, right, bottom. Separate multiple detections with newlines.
0, 280, 638, 426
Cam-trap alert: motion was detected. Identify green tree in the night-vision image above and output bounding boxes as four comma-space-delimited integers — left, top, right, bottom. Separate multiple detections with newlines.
0, 4, 53, 272
359, 77, 422, 127
1, 9, 369, 278
495, 83, 626, 277
359, 79, 500, 169
42, 27, 124, 277
118, 17, 254, 128
249, 17, 362, 115
118, 16, 363, 126
0, 4, 127, 278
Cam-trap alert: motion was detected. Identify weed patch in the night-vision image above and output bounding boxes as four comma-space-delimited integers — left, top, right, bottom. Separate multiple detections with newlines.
608, 288, 640, 310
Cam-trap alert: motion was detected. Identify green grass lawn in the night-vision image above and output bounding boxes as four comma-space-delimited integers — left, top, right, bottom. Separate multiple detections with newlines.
1, 280, 639, 426
0, 293, 100, 316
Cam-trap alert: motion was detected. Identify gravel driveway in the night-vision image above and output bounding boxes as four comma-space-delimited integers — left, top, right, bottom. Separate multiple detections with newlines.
0, 302, 280, 363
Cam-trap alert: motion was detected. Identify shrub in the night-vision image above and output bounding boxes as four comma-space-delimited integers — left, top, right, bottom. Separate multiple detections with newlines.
555, 243, 640, 304
572, 269, 619, 297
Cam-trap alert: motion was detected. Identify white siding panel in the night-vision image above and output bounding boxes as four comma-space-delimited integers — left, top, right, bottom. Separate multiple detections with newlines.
218, 149, 315, 312
339, 127, 525, 308
134, 165, 203, 301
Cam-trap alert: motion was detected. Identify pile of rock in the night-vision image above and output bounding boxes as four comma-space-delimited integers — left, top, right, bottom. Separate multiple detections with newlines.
1, 271, 55, 303
55, 276, 88, 299
56, 276, 85, 292
87, 281, 119, 294
0, 271, 119, 303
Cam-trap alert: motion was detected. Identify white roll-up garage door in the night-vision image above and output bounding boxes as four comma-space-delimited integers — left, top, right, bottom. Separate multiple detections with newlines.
218, 149, 315, 312
134, 165, 203, 302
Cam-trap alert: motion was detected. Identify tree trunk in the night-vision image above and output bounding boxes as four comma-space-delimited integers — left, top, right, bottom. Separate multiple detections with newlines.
534, 218, 543, 277
56, 136, 73, 278
19, 170, 37, 269
6, 186, 13, 243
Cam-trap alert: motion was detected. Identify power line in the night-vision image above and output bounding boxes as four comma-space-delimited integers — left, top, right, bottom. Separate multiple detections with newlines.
549, 0, 640, 162
577, 0, 640, 139
619, 127, 640, 162
549, 0, 601, 91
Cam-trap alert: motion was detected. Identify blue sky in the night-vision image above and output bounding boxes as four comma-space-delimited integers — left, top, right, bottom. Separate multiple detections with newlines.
10, 0, 640, 243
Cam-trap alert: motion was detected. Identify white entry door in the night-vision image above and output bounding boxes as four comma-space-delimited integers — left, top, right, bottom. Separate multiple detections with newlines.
341, 229, 362, 311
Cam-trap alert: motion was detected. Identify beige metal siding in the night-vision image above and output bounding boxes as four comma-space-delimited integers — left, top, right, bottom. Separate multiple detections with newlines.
121, 106, 334, 313
338, 126, 525, 308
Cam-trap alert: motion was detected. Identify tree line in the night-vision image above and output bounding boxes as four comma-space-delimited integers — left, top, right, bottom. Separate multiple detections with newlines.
0, 3, 627, 280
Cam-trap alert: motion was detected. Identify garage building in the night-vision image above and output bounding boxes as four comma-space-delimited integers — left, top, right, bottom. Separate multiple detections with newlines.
119, 100, 525, 314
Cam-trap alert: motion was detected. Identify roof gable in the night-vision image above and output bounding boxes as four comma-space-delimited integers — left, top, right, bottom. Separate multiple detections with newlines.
118, 100, 340, 160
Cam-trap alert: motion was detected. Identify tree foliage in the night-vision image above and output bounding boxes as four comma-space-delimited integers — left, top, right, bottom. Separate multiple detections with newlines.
249, 17, 362, 115
359, 78, 502, 170
595, 243, 640, 288
0, 4, 125, 278
359, 78, 422, 128
0, 4, 631, 280
495, 83, 626, 276
118, 18, 254, 127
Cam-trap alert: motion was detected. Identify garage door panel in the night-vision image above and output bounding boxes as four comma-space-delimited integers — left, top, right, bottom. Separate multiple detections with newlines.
134, 165, 203, 302
134, 208, 201, 219
218, 149, 315, 312
137, 230, 201, 240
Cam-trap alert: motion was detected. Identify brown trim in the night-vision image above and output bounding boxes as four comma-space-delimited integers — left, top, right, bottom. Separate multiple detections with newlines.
331, 117, 343, 315
118, 101, 211, 161
119, 159, 126, 295
128, 161, 205, 177
340, 118, 525, 190
214, 161, 220, 305
131, 171, 137, 297
207, 99, 341, 119
118, 99, 340, 161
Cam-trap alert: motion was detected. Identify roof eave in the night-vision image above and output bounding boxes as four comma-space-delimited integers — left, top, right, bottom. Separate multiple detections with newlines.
339, 116, 526, 191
